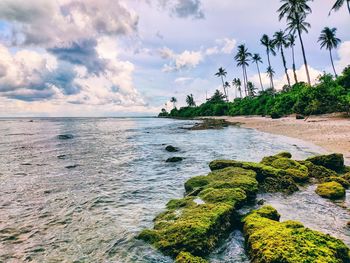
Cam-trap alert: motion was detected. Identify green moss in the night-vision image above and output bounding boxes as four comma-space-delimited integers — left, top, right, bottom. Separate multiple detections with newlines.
260, 152, 292, 166
306, 153, 345, 172
184, 176, 210, 194
199, 187, 246, 207
166, 197, 195, 210
299, 161, 338, 179
321, 176, 350, 189
175, 252, 207, 263
275, 152, 292, 159
316, 182, 346, 199
243, 206, 350, 263
260, 176, 299, 194
209, 160, 243, 171
270, 158, 309, 183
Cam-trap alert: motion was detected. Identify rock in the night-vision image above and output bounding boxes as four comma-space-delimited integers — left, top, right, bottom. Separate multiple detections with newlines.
57, 155, 67, 159
175, 252, 207, 263
57, 134, 74, 140
185, 119, 236, 131
270, 158, 309, 183
321, 176, 350, 188
316, 182, 345, 199
243, 206, 350, 263
296, 114, 305, 120
65, 164, 79, 169
306, 153, 344, 172
257, 199, 265, 205
166, 157, 183, 163
299, 161, 338, 179
165, 145, 179, 152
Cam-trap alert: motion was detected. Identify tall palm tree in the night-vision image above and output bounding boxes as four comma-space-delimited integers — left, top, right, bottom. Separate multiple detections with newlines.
215, 67, 228, 101
273, 30, 291, 87
234, 44, 252, 97
318, 27, 341, 77
260, 34, 276, 89
266, 66, 275, 90
278, 0, 312, 85
186, 94, 196, 107
224, 82, 231, 101
170, 97, 177, 109
330, 0, 350, 14
286, 34, 298, 84
233, 78, 243, 98
252, 53, 264, 91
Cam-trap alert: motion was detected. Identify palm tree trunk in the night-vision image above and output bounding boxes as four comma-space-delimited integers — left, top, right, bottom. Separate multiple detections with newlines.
239, 86, 243, 98
221, 76, 228, 101
256, 62, 264, 91
243, 66, 249, 96
266, 50, 274, 89
329, 49, 337, 77
297, 28, 311, 85
242, 68, 247, 97
281, 47, 291, 87
291, 45, 298, 84
347, 0, 350, 13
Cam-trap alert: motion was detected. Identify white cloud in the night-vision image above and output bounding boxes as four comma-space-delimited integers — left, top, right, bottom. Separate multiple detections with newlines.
335, 41, 350, 73
160, 48, 203, 72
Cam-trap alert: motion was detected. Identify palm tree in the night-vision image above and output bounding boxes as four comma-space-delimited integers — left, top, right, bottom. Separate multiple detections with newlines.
223, 82, 231, 101
330, 0, 350, 14
233, 78, 243, 98
278, 0, 312, 85
247, 82, 257, 97
318, 27, 341, 77
260, 34, 276, 89
252, 54, 264, 91
273, 30, 291, 87
170, 97, 177, 109
186, 94, 196, 107
215, 67, 228, 100
234, 44, 252, 97
286, 34, 298, 84
266, 66, 275, 90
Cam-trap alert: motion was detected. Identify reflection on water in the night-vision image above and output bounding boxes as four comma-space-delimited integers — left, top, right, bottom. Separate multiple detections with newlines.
0, 117, 343, 262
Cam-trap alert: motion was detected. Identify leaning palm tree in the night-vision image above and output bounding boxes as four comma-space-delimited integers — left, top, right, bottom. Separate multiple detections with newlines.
273, 30, 291, 87
233, 78, 243, 98
186, 94, 196, 107
330, 0, 350, 14
170, 97, 177, 109
234, 44, 252, 97
278, 0, 312, 85
266, 66, 276, 90
215, 67, 228, 100
286, 34, 298, 84
260, 34, 276, 89
252, 53, 264, 91
318, 27, 341, 77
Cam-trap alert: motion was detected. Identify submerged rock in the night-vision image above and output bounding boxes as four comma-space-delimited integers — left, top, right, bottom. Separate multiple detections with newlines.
306, 153, 345, 173
57, 134, 74, 140
166, 157, 183, 163
243, 206, 350, 263
165, 145, 179, 152
316, 182, 345, 199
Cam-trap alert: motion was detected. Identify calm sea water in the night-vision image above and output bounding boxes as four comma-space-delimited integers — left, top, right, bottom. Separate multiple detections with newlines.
0, 117, 348, 262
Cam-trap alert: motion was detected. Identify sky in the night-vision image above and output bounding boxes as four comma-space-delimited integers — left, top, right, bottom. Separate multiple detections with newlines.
0, 0, 349, 117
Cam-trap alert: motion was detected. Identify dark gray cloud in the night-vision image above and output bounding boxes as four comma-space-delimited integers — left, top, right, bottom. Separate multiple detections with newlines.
5, 89, 56, 102
48, 39, 106, 75
173, 0, 204, 19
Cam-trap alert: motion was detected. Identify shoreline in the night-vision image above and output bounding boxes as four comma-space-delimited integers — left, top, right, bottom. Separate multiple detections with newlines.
209, 114, 350, 164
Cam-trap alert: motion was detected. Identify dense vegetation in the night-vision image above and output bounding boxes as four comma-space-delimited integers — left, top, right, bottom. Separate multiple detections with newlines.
159, 67, 350, 118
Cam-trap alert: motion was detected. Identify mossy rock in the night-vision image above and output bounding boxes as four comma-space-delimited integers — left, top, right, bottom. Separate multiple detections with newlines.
260, 176, 299, 194
261, 152, 292, 166
243, 206, 350, 263
209, 160, 242, 171
199, 187, 247, 207
166, 145, 179, 152
321, 176, 350, 189
175, 252, 207, 263
306, 153, 345, 173
269, 158, 309, 183
316, 182, 346, 199
299, 161, 338, 179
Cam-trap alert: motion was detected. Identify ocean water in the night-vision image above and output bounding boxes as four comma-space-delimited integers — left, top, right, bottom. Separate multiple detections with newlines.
0, 117, 348, 262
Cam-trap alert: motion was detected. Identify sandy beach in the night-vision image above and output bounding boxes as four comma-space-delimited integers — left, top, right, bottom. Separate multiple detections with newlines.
218, 114, 350, 164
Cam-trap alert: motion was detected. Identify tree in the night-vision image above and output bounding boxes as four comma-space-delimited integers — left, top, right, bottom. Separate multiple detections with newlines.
215, 67, 228, 101
260, 34, 276, 90
186, 94, 196, 107
233, 78, 243, 98
274, 30, 291, 87
318, 27, 341, 77
279, 0, 312, 85
170, 97, 177, 108
252, 53, 264, 91
224, 82, 231, 101
208, 90, 226, 103
247, 81, 257, 97
234, 44, 252, 96
286, 34, 298, 84
330, 0, 350, 14
266, 66, 275, 90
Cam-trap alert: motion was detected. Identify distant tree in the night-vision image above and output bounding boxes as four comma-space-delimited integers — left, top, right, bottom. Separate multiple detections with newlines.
170, 97, 177, 108
279, 0, 312, 85
224, 81, 231, 101
260, 34, 276, 90
274, 30, 291, 87
266, 66, 276, 90
186, 94, 196, 107
330, 0, 350, 14
247, 81, 257, 97
318, 27, 341, 77
252, 53, 264, 91
235, 44, 252, 96
215, 67, 228, 101
286, 34, 298, 84
208, 90, 226, 103
233, 78, 243, 98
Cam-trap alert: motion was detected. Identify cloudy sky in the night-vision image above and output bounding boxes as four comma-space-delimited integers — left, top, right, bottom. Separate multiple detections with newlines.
0, 0, 349, 117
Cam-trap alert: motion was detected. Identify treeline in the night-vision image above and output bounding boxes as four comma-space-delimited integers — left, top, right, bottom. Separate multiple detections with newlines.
159, 67, 350, 118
